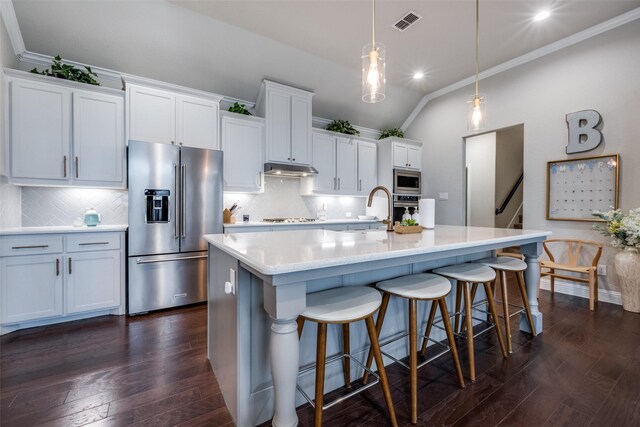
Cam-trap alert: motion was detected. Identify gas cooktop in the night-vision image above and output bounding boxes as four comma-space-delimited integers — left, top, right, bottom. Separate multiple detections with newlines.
262, 217, 317, 223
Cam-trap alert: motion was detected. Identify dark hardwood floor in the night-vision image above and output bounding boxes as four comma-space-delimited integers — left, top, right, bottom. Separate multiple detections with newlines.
2, 282, 639, 427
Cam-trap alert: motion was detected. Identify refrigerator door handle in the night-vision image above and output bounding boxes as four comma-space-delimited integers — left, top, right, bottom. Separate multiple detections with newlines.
135, 254, 207, 264
181, 163, 187, 239
174, 163, 179, 239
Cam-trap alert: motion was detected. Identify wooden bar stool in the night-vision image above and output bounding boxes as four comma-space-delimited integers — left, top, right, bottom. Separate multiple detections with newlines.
477, 256, 537, 353
432, 263, 508, 382
296, 286, 397, 427
362, 273, 465, 424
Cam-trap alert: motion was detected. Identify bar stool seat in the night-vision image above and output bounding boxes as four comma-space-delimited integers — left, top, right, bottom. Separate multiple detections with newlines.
297, 286, 397, 427
377, 273, 452, 299
364, 273, 465, 424
476, 256, 527, 272
477, 256, 536, 354
303, 287, 381, 323
432, 263, 507, 382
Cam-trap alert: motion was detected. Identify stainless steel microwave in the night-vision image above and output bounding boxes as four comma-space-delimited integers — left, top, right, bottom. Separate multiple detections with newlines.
393, 169, 421, 194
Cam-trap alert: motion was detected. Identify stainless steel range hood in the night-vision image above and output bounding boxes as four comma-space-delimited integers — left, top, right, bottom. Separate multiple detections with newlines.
263, 162, 318, 177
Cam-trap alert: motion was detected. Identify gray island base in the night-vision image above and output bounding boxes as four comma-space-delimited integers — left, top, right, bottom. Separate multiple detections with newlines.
204, 225, 551, 427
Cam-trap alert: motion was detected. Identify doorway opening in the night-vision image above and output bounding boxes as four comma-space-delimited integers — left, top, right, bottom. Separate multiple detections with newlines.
464, 124, 524, 229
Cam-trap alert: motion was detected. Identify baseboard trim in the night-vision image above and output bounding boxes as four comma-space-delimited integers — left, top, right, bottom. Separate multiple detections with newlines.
539, 277, 621, 305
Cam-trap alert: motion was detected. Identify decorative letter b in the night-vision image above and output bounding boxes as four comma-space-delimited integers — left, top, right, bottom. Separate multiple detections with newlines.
566, 110, 603, 154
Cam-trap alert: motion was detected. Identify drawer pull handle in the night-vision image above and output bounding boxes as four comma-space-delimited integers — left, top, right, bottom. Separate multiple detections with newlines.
78, 242, 109, 246
136, 255, 207, 264
12, 245, 49, 249
75, 157, 79, 178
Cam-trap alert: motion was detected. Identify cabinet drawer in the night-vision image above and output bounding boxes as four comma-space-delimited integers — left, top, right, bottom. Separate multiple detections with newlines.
66, 233, 121, 253
0, 235, 63, 257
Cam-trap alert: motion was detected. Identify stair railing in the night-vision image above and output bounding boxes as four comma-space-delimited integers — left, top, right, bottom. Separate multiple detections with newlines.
495, 172, 523, 215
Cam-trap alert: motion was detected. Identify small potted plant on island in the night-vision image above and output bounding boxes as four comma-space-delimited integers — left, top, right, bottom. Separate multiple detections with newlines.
592, 208, 640, 312
394, 218, 422, 234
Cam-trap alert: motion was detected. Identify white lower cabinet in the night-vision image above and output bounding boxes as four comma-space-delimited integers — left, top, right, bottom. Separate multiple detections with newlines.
0, 232, 125, 329
0, 255, 63, 324
66, 250, 121, 314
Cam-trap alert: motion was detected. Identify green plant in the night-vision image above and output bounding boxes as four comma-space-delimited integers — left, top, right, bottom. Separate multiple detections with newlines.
592, 208, 640, 249
228, 102, 252, 116
378, 127, 404, 140
326, 119, 360, 136
30, 55, 100, 86
401, 219, 419, 226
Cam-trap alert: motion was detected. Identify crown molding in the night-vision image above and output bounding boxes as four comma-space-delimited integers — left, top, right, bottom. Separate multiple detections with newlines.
0, 0, 25, 56
401, 6, 640, 132
312, 116, 381, 141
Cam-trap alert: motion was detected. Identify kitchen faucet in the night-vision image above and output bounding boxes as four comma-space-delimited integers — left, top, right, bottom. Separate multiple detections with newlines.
367, 186, 394, 232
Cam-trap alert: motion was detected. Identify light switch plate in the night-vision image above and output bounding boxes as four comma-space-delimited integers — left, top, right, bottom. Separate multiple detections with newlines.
438, 193, 449, 201
597, 264, 607, 276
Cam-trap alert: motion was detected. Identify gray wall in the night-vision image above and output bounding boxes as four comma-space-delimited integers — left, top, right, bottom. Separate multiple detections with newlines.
405, 20, 640, 293
0, 14, 21, 228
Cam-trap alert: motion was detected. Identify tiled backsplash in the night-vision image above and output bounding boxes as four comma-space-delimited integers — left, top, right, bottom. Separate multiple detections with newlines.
223, 176, 367, 221
21, 187, 128, 227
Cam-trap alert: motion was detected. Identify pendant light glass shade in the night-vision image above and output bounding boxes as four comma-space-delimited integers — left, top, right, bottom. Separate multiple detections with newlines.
467, 94, 486, 131
362, 42, 386, 103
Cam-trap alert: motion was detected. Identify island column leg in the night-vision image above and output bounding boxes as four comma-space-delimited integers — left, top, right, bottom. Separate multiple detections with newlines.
264, 281, 307, 427
270, 317, 300, 427
521, 241, 543, 334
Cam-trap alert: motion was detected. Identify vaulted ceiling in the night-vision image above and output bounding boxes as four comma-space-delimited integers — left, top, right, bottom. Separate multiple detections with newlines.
10, 0, 640, 129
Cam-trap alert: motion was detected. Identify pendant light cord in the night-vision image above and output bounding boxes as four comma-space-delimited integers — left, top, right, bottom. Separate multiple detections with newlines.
372, 0, 376, 46
475, 0, 479, 97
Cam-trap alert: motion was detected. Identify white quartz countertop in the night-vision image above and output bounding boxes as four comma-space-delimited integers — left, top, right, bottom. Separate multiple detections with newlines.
0, 224, 128, 236
205, 225, 551, 275
223, 219, 381, 228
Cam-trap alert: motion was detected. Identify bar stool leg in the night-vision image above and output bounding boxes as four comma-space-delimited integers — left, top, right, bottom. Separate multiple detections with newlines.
483, 282, 508, 358
516, 271, 537, 335
420, 300, 438, 356
314, 323, 328, 427
461, 283, 479, 333
454, 281, 462, 333
462, 282, 475, 382
364, 316, 398, 427
342, 324, 351, 389
438, 299, 465, 388
409, 299, 418, 424
363, 293, 391, 384
499, 270, 513, 353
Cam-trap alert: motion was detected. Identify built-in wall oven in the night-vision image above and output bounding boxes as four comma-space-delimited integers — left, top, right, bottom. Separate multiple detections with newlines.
393, 195, 419, 222
394, 169, 421, 195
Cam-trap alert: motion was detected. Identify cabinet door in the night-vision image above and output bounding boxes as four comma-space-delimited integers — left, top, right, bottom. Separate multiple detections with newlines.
357, 141, 377, 194
177, 95, 219, 149
66, 251, 121, 314
311, 133, 336, 193
72, 91, 125, 186
128, 85, 176, 144
335, 137, 357, 194
221, 116, 264, 192
266, 89, 291, 163
407, 146, 422, 170
1, 255, 63, 324
290, 94, 312, 165
10, 79, 71, 182
392, 142, 408, 168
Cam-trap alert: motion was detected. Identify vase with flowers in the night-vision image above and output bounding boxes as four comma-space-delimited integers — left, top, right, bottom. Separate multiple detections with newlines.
592, 208, 640, 312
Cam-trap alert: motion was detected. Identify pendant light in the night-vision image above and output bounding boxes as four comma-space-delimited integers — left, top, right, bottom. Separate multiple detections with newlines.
467, 0, 486, 131
362, 0, 385, 103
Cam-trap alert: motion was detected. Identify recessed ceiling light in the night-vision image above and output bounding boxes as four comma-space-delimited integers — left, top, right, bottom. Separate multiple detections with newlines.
413, 72, 424, 80
533, 10, 551, 21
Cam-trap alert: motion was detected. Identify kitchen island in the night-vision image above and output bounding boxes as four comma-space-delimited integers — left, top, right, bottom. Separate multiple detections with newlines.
204, 225, 551, 427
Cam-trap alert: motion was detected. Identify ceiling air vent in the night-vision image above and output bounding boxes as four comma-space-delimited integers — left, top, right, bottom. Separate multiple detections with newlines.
393, 11, 422, 32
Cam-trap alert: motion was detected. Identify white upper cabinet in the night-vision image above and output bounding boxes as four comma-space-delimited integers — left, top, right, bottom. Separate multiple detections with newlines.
311, 132, 336, 193
124, 75, 222, 150
221, 112, 264, 193
257, 80, 314, 166
391, 140, 422, 170
357, 140, 377, 194
6, 70, 125, 188
407, 145, 422, 170
72, 90, 125, 186
335, 137, 357, 193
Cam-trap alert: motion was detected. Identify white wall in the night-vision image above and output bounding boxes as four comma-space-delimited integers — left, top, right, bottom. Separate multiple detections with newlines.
405, 20, 640, 293
0, 13, 21, 228
465, 132, 496, 227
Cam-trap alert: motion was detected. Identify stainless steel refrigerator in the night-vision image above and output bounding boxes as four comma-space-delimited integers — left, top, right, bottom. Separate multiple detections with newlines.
127, 140, 223, 314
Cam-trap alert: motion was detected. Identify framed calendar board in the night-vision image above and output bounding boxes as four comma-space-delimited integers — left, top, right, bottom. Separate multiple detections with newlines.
547, 154, 619, 221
